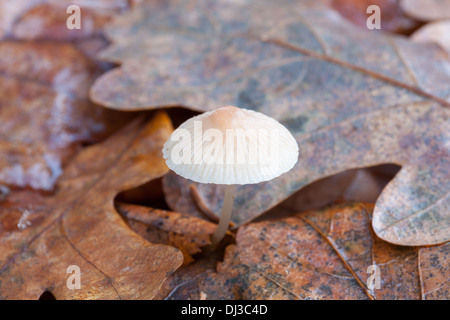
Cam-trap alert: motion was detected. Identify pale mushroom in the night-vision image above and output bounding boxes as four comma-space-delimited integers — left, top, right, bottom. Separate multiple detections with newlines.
163, 106, 299, 246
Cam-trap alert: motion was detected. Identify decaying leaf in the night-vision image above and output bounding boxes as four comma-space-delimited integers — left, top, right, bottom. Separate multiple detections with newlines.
331, 0, 420, 34
0, 112, 183, 299
411, 20, 450, 55
180, 203, 448, 300
90, 0, 449, 246
117, 202, 220, 266
0, 0, 129, 39
162, 165, 400, 225
0, 0, 131, 61
0, 41, 133, 191
156, 251, 222, 300
115, 202, 228, 300
400, 0, 450, 21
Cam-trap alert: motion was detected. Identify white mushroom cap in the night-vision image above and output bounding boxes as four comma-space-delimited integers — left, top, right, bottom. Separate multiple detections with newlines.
163, 106, 299, 185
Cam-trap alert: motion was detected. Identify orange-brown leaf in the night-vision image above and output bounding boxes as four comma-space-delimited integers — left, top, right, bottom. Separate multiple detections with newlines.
192, 203, 448, 300
0, 112, 183, 299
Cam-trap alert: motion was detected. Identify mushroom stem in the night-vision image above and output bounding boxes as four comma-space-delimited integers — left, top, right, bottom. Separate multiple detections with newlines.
210, 184, 236, 246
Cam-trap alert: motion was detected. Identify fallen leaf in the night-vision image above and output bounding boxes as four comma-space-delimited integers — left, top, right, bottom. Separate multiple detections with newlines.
188, 203, 449, 300
0, 0, 130, 60
90, 0, 450, 246
400, 0, 450, 21
115, 202, 228, 300
258, 165, 401, 221
331, 0, 420, 34
0, 0, 129, 40
116, 202, 219, 266
0, 112, 183, 299
155, 252, 221, 300
10, 1, 128, 41
163, 165, 401, 225
0, 0, 41, 39
0, 41, 133, 191
411, 20, 450, 55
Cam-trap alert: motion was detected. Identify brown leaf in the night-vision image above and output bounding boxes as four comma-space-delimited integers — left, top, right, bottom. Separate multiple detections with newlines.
115, 202, 228, 300
116, 202, 218, 266
0, 41, 133, 191
331, 0, 420, 34
155, 252, 221, 300
0, 0, 129, 40
163, 165, 400, 226
411, 20, 450, 55
191, 203, 449, 300
400, 0, 450, 21
90, 0, 450, 246
10, 3, 124, 41
258, 165, 401, 221
0, 112, 183, 299
0, 1, 130, 59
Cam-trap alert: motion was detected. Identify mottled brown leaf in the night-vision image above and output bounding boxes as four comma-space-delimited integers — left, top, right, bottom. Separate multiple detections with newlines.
400, 0, 450, 21
0, 41, 133, 191
331, 0, 420, 34
0, 112, 183, 299
0, 0, 130, 59
117, 202, 219, 266
0, 0, 129, 39
115, 202, 228, 300
90, 0, 449, 246
156, 252, 221, 300
189, 203, 449, 300
162, 165, 400, 225
411, 20, 450, 55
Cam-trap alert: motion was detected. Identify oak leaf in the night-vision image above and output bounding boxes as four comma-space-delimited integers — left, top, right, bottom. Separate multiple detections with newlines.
0, 41, 133, 191
116, 202, 227, 300
90, 0, 450, 246
400, 0, 450, 21
411, 20, 450, 55
0, 112, 183, 299
180, 203, 449, 300
117, 202, 220, 266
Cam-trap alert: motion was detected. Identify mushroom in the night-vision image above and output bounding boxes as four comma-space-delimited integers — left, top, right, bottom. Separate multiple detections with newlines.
163, 106, 299, 246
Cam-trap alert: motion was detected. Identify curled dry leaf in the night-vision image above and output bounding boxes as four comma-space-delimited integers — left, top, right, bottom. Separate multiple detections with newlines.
258, 165, 401, 222
90, 0, 450, 246
179, 203, 448, 300
115, 202, 228, 300
163, 165, 400, 225
0, 0, 130, 59
155, 251, 222, 300
0, 41, 133, 191
400, 0, 450, 21
0, 112, 183, 299
0, 0, 129, 40
411, 20, 450, 55
331, 0, 420, 34
116, 202, 220, 266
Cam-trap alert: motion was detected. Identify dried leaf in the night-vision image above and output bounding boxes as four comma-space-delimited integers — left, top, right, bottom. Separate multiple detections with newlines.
331, 0, 420, 34
192, 203, 449, 300
411, 20, 450, 55
156, 253, 221, 300
0, 112, 183, 299
117, 202, 218, 266
0, 41, 133, 191
0, 0, 129, 40
0, 1, 130, 59
400, 0, 450, 21
91, 0, 450, 246
115, 202, 227, 300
